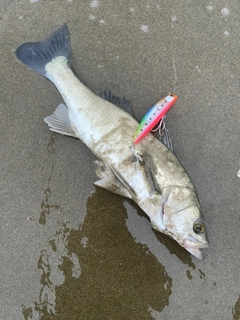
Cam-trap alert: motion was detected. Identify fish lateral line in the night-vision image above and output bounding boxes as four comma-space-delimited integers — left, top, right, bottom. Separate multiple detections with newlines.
15, 25, 209, 260
133, 94, 178, 144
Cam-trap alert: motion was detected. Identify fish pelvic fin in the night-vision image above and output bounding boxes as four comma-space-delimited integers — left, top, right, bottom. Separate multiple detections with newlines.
44, 103, 77, 137
16, 25, 70, 78
94, 160, 132, 199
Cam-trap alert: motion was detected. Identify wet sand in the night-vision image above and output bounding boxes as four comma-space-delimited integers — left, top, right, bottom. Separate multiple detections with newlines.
1, 1, 240, 319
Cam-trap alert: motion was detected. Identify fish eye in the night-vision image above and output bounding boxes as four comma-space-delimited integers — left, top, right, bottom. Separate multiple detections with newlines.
193, 222, 205, 234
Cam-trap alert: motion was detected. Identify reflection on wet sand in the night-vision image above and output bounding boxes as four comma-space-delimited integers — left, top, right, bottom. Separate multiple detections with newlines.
124, 199, 197, 269
22, 223, 80, 319
22, 187, 172, 319
54, 187, 172, 319
232, 295, 240, 320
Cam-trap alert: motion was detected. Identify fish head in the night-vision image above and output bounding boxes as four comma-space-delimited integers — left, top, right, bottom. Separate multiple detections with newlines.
151, 187, 209, 260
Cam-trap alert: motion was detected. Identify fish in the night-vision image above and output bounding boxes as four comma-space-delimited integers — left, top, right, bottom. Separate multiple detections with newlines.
133, 94, 178, 144
16, 25, 209, 260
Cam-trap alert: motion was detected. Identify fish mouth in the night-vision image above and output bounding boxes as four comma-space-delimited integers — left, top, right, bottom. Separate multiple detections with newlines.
183, 236, 209, 261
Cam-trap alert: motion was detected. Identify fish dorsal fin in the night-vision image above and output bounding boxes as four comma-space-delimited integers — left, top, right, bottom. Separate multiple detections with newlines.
152, 126, 174, 153
99, 90, 134, 116
44, 103, 77, 137
99, 90, 174, 152
160, 128, 174, 152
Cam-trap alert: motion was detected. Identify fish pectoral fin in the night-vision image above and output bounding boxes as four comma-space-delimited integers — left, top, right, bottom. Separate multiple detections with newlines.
94, 160, 132, 199
44, 103, 77, 137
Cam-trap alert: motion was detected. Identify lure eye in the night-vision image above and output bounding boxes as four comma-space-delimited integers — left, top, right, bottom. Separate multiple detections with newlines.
193, 222, 205, 234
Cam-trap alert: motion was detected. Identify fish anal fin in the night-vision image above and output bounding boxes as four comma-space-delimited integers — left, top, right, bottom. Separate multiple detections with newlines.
94, 160, 132, 199
44, 103, 77, 137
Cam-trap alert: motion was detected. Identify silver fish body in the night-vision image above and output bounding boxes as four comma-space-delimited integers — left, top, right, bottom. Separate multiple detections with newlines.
16, 25, 208, 260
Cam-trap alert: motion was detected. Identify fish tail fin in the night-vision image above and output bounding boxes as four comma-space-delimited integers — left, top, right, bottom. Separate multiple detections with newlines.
15, 25, 70, 78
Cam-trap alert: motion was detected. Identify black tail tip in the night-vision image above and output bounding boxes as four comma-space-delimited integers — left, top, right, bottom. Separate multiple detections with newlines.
16, 24, 70, 77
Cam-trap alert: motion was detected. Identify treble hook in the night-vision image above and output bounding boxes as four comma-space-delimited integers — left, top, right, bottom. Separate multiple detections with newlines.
151, 116, 166, 137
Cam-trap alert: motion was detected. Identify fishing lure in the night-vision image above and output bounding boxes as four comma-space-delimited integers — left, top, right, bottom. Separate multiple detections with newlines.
133, 94, 178, 144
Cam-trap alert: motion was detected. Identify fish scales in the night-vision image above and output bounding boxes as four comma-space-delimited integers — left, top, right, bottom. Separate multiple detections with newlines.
45, 57, 188, 190
16, 25, 209, 260
46, 57, 135, 145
